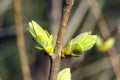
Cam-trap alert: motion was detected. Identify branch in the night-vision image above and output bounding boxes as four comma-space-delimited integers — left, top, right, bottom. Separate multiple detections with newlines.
87, 0, 120, 80
73, 57, 113, 79
87, 0, 110, 38
50, 0, 74, 80
81, 0, 105, 32
13, 0, 32, 80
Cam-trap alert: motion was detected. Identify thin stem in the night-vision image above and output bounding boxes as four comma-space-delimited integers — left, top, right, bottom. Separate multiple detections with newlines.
81, 0, 105, 32
50, 0, 74, 80
13, 0, 32, 80
87, 0, 110, 38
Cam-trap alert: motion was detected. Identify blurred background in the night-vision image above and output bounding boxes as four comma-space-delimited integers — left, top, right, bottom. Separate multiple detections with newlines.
0, 0, 120, 80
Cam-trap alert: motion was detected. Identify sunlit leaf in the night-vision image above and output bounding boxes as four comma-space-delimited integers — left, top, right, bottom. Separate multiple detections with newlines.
28, 20, 54, 56
96, 36, 103, 48
80, 35, 97, 51
96, 36, 115, 52
57, 68, 71, 80
62, 32, 97, 57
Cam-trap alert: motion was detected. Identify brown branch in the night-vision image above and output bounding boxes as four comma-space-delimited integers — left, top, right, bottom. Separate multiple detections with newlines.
72, 56, 113, 79
106, 27, 120, 40
87, 0, 120, 80
50, 0, 74, 80
81, 0, 105, 32
87, 0, 110, 38
72, 52, 120, 79
13, 0, 32, 80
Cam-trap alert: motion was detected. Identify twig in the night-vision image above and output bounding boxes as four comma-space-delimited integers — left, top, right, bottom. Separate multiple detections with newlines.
50, 0, 74, 80
72, 56, 112, 79
87, 0, 109, 38
98, 70, 113, 80
106, 27, 120, 39
81, 0, 105, 32
87, 0, 120, 80
80, 10, 96, 32
13, 0, 32, 80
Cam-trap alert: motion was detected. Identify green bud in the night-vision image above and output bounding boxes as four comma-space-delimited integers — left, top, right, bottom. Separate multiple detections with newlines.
28, 20, 54, 56
57, 68, 71, 80
96, 36, 103, 48
96, 36, 115, 52
71, 43, 83, 56
62, 32, 97, 57
62, 48, 72, 58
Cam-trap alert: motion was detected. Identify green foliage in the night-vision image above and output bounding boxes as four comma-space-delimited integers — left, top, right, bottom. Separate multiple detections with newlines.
28, 21, 97, 58
62, 32, 97, 58
96, 36, 115, 52
57, 68, 71, 80
28, 20, 54, 56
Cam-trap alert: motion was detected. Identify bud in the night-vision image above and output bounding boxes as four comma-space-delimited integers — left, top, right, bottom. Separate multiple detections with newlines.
96, 36, 115, 52
62, 32, 97, 58
28, 20, 54, 56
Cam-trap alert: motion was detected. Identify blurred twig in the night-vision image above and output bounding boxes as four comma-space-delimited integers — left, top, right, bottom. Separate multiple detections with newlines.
72, 56, 112, 79
81, 0, 105, 32
0, 0, 12, 15
98, 70, 113, 80
87, 0, 120, 80
13, 0, 32, 80
83, 69, 113, 80
0, 23, 27, 38
50, 0, 74, 80
80, 10, 96, 32
87, 0, 109, 38
107, 27, 120, 39
49, 0, 62, 46
64, 0, 89, 45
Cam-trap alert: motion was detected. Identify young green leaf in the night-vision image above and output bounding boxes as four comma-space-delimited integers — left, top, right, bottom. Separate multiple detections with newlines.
96, 36, 115, 52
28, 20, 54, 56
57, 68, 71, 80
62, 32, 97, 58
96, 36, 103, 48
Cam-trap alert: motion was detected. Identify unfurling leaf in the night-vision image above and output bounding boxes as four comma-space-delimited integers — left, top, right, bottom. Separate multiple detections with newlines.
28, 20, 54, 56
96, 36, 115, 52
57, 68, 71, 80
62, 32, 97, 58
